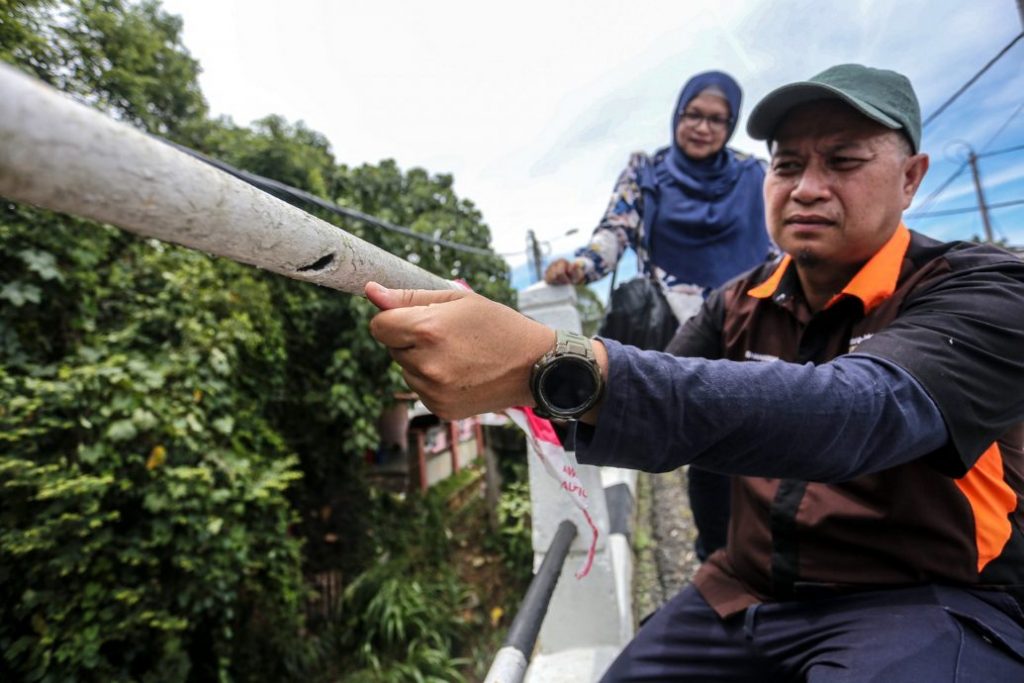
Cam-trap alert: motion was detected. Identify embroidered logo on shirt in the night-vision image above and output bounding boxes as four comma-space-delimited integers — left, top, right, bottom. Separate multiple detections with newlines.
744, 350, 780, 362
849, 333, 874, 352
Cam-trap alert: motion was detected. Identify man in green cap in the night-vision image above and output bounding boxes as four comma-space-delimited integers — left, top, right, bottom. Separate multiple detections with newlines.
367, 64, 1024, 680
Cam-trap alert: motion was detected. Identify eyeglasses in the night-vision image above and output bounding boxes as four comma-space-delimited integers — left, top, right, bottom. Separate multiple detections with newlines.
680, 111, 732, 132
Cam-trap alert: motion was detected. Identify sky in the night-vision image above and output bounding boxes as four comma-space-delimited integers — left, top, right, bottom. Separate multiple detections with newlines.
159, 0, 1024, 293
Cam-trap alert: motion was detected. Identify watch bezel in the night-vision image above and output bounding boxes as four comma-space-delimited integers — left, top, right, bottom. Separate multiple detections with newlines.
530, 331, 604, 420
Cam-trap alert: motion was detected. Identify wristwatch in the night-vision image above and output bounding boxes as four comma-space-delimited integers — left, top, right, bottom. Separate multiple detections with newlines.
530, 329, 604, 421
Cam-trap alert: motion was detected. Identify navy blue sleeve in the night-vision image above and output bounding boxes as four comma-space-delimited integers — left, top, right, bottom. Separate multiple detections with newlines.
574, 340, 948, 482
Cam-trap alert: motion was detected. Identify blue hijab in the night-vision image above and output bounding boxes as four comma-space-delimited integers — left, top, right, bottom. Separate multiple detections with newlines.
639, 71, 770, 289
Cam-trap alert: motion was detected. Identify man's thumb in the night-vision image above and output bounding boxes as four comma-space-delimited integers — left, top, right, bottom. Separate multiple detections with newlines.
364, 281, 467, 311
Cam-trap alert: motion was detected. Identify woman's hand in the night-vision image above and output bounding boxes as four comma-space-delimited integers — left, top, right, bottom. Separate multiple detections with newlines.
544, 258, 586, 285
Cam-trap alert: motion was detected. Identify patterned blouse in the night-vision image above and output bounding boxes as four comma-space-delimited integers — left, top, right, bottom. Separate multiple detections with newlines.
574, 149, 771, 296
574, 152, 650, 284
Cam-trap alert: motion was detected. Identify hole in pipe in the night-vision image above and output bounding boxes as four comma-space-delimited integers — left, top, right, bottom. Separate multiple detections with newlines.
297, 253, 335, 272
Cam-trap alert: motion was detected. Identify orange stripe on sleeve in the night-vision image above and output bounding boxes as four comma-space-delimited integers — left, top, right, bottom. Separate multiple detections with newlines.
954, 442, 1018, 573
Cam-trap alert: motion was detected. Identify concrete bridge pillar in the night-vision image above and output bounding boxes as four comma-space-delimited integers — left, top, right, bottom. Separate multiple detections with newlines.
516, 282, 635, 682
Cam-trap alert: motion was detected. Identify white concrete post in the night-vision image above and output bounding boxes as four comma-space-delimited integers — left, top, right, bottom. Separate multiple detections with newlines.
0, 63, 458, 295
517, 282, 633, 682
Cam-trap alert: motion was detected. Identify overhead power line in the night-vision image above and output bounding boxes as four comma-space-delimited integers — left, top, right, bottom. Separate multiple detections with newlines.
922, 31, 1024, 129
160, 30, 1024, 257
909, 101, 1024, 217
163, 139, 496, 257
979, 143, 1024, 158
908, 198, 1024, 219
907, 161, 969, 218
979, 102, 1024, 153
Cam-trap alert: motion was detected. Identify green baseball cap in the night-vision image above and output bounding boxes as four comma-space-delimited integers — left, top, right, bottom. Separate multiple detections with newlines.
747, 64, 922, 152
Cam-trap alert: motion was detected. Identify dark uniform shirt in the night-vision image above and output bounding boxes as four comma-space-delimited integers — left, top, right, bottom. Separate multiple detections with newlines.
576, 224, 1024, 617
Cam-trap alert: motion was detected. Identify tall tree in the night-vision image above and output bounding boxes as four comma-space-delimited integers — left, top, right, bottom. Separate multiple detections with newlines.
2, 0, 208, 140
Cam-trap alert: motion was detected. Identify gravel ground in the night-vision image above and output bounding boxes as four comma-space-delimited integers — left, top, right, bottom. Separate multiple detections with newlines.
632, 467, 701, 623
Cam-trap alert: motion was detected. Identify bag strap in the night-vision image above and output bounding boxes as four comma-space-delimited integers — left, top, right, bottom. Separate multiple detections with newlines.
609, 153, 661, 293
635, 152, 661, 283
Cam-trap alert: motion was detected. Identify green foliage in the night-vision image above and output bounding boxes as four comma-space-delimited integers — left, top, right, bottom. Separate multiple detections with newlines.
2, 0, 208, 141
0, 204, 310, 680
194, 91, 514, 586
1, 0, 516, 679
0, 452, 305, 682
337, 160, 513, 304
203, 115, 337, 198
427, 464, 481, 505
312, 492, 475, 683
334, 561, 470, 683
479, 428, 534, 582
494, 478, 534, 586
0, 0, 51, 69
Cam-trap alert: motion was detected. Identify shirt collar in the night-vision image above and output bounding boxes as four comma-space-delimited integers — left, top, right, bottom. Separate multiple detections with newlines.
747, 224, 911, 313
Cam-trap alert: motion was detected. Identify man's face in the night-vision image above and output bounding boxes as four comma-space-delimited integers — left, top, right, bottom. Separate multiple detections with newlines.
765, 100, 928, 273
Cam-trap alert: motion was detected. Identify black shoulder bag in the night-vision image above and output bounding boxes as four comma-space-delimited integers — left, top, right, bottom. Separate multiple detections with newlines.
596, 174, 678, 351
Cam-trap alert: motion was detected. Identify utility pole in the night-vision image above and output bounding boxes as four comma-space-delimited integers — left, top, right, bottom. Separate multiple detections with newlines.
966, 148, 995, 243
527, 229, 544, 282
1018, 0, 1024, 29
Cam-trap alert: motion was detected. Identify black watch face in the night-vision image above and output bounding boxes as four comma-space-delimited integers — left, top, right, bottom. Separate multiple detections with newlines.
542, 357, 599, 412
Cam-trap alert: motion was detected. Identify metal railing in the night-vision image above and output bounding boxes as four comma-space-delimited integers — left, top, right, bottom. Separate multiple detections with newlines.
485, 520, 578, 683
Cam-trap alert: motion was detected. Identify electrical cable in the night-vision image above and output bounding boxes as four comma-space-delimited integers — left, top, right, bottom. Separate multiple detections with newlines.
908, 198, 1024, 219
907, 161, 969, 218
978, 142, 1024, 159
158, 35, 1024, 260
908, 102, 1024, 218
161, 139, 497, 257
979, 102, 1024, 153
922, 31, 1023, 129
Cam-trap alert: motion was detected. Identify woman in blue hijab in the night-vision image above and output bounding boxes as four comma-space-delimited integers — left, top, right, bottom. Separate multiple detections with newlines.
546, 70, 770, 315
546, 70, 771, 561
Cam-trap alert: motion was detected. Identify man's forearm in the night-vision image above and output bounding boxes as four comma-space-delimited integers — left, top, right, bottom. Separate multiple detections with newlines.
575, 340, 948, 482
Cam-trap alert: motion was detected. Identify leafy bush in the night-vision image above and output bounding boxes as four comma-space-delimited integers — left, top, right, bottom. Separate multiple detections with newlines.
0, 206, 309, 680
295, 491, 476, 683
495, 479, 534, 586
1, 1, 514, 679
334, 561, 470, 683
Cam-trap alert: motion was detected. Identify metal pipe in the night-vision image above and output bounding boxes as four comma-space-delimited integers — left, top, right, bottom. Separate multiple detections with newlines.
484, 519, 578, 683
0, 62, 459, 295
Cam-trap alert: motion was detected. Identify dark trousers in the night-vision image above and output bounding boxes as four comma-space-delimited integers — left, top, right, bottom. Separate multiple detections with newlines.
600, 583, 1024, 682
686, 466, 730, 561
